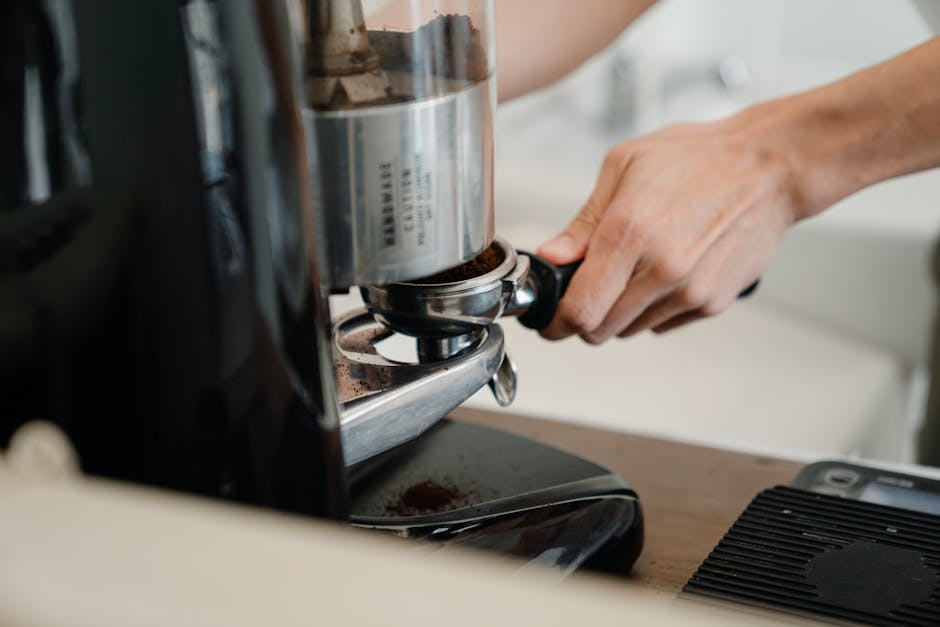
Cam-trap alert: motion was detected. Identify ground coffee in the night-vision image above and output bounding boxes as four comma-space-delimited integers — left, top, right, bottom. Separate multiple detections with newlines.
408, 243, 504, 284
385, 479, 465, 516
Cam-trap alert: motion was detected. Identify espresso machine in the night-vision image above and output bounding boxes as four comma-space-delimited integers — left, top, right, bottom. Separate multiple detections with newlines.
1, 0, 641, 575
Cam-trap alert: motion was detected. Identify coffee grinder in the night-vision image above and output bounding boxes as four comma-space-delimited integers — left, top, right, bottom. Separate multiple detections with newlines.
0, 0, 642, 576
308, 0, 642, 573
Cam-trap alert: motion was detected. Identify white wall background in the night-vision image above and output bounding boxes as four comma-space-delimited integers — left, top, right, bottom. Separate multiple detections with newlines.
479, 0, 940, 462
333, 1, 940, 462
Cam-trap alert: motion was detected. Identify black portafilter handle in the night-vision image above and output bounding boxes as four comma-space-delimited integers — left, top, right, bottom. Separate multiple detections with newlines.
516, 253, 581, 331
516, 251, 760, 331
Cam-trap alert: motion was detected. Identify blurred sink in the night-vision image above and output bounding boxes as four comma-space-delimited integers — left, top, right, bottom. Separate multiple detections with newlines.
483, 162, 934, 461
487, 56, 939, 461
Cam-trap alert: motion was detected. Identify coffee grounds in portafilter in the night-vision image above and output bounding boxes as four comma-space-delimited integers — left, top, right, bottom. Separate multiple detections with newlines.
409, 244, 505, 284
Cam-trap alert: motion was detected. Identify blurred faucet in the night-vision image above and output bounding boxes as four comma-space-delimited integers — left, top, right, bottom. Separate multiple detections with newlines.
661, 55, 751, 95
604, 48, 752, 135
604, 48, 640, 134
659, 55, 752, 110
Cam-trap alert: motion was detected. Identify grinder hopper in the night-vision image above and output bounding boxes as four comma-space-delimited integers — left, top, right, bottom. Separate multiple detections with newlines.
304, 0, 497, 290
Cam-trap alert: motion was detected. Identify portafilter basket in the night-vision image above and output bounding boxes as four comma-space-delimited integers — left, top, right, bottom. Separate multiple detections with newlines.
360, 237, 580, 338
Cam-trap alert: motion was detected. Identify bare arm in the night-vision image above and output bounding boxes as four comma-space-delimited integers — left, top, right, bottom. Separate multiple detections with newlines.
368, 0, 655, 101
495, 0, 656, 102
766, 37, 940, 217
537, 36, 940, 343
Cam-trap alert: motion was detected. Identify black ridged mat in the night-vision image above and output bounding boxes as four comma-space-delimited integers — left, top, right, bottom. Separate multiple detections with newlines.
684, 486, 940, 626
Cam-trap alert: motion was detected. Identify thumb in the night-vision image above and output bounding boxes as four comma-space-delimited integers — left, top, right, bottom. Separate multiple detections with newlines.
537, 146, 626, 264
537, 198, 605, 264
537, 231, 585, 265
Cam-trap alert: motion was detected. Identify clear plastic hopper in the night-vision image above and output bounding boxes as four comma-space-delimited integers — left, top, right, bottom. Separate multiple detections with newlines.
303, 1, 496, 289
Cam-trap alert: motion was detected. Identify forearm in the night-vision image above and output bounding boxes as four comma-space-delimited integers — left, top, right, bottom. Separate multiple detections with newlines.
739, 36, 940, 220
495, 0, 656, 102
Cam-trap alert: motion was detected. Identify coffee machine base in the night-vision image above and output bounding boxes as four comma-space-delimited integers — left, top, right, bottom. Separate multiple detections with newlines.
348, 419, 643, 576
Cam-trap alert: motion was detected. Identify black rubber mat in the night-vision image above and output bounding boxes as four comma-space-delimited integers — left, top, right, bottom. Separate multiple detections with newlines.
685, 486, 940, 626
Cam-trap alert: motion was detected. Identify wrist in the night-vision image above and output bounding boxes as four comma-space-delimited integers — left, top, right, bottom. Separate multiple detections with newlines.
729, 37, 940, 221
717, 99, 822, 225
728, 94, 874, 223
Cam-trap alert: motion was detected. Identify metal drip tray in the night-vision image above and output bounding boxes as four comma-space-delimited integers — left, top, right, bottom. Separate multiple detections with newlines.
348, 419, 644, 576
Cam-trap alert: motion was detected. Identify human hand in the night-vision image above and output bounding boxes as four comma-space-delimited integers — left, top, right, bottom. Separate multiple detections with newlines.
535, 36, 940, 344
536, 115, 800, 343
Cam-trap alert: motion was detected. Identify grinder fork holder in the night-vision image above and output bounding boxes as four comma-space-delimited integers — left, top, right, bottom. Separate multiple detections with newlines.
334, 237, 643, 576
334, 237, 578, 465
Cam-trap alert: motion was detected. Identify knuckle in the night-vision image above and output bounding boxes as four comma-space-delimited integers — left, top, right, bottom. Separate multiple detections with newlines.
596, 210, 647, 259
603, 145, 631, 170
651, 256, 690, 286
540, 316, 574, 341
699, 299, 729, 317
593, 215, 630, 250
572, 207, 602, 231
539, 328, 565, 342
560, 300, 602, 337
676, 282, 708, 309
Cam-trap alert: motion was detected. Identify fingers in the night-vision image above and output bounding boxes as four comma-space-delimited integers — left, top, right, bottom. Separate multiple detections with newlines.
538, 248, 636, 341
537, 147, 632, 265
581, 228, 727, 343
616, 284, 720, 339
537, 147, 639, 342
581, 271, 666, 344
651, 310, 705, 334
540, 187, 643, 341
539, 248, 635, 341
532, 119, 793, 344
540, 211, 754, 344
616, 290, 688, 339
619, 232, 765, 338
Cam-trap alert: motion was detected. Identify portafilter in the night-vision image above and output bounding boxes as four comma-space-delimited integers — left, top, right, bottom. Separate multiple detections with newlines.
360, 236, 580, 340
361, 235, 760, 342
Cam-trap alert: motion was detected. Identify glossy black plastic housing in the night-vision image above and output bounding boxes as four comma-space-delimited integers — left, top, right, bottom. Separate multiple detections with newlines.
517, 252, 580, 331
349, 419, 644, 576
0, 1, 346, 517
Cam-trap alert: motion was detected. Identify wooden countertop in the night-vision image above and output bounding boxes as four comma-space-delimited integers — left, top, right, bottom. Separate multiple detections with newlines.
451, 407, 803, 593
